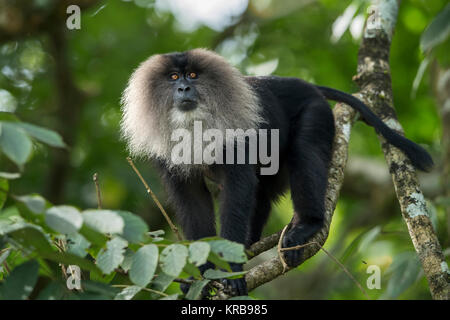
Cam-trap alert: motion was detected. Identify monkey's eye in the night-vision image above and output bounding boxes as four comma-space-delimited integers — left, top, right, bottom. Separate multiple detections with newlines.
170, 73, 179, 80
187, 72, 198, 79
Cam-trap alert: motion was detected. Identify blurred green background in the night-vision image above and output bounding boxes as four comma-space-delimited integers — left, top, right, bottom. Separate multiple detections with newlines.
0, 0, 448, 299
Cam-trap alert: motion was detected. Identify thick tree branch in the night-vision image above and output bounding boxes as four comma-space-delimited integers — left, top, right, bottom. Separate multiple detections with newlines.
353, 0, 449, 300
230, 0, 449, 300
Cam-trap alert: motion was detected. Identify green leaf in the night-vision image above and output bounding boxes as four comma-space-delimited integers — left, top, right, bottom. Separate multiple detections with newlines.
0, 172, 21, 179
115, 210, 149, 243
120, 248, 134, 272
7, 225, 54, 254
341, 226, 381, 264
66, 233, 90, 258
89, 269, 116, 284
149, 272, 176, 298
81, 280, 120, 298
160, 244, 188, 277
47, 251, 101, 275
188, 241, 210, 267
420, 4, 450, 52
160, 294, 178, 300
79, 224, 108, 247
15, 194, 47, 214
130, 244, 158, 287
381, 251, 422, 299
183, 262, 201, 278
96, 237, 128, 274
82, 209, 124, 235
203, 269, 247, 280
185, 279, 210, 300
0, 112, 19, 122
0, 249, 10, 265
0, 122, 32, 166
209, 240, 247, 263
0, 90, 17, 113
14, 122, 66, 148
358, 226, 381, 254
1, 260, 39, 299
114, 285, 141, 300
1, 223, 100, 275
45, 206, 83, 235
0, 178, 8, 210
36, 282, 68, 300
207, 251, 231, 272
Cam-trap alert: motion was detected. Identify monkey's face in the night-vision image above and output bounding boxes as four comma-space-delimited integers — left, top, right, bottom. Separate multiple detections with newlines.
155, 50, 224, 126
167, 68, 200, 112
121, 48, 263, 168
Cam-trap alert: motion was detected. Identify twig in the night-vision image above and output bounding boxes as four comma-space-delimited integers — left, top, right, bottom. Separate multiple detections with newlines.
277, 225, 289, 273
173, 278, 195, 285
93, 173, 102, 209
280, 241, 370, 300
2, 262, 10, 274
126, 157, 183, 241
56, 238, 68, 279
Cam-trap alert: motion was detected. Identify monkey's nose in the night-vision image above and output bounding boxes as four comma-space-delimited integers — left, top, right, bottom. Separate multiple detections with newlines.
178, 86, 191, 92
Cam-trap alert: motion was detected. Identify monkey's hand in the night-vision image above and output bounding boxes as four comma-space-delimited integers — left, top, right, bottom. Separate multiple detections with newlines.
220, 263, 248, 296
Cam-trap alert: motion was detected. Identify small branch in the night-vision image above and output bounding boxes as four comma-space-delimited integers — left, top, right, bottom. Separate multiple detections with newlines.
173, 278, 195, 285
277, 225, 289, 273
247, 230, 282, 258
93, 173, 102, 209
127, 157, 183, 241
2, 262, 10, 274
280, 242, 370, 300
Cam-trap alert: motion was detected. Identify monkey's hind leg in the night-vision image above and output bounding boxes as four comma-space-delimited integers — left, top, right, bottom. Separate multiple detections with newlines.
283, 100, 335, 267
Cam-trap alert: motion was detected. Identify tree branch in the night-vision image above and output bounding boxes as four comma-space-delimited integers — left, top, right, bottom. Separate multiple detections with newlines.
353, 0, 449, 300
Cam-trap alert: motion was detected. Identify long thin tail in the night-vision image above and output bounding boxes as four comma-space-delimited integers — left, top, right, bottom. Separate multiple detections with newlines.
318, 85, 433, 172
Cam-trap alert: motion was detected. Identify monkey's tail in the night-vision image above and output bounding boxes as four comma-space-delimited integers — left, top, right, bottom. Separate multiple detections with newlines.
317, 85, 433, 172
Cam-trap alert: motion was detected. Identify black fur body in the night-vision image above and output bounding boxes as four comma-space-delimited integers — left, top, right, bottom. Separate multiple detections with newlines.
121, 49, 433, 296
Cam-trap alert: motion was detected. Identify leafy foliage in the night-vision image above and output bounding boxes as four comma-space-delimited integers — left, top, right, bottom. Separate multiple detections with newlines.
0, 136, 249, 299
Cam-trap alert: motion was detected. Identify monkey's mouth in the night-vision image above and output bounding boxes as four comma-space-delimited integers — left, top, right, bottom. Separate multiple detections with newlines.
178, 99, 198, 112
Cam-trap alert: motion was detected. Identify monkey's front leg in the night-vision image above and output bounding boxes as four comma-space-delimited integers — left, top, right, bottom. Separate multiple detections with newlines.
219, 164, 257, 296
158, 164, 216, 240
158, 166, 217, 295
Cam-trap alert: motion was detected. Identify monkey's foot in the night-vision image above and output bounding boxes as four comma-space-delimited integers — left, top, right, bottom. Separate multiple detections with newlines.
219, 262, 247, 296
282, 224, 316, 267
221, 278, 248, 296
